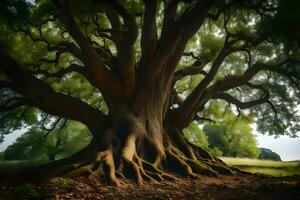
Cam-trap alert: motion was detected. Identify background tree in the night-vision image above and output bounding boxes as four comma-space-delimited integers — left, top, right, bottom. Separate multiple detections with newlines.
183, 122, 209, 151
0, 151, 4, 160
4, 121, 91, 161
185, 101, 259, 158
0, 0, 299, 186
258, 148, 281, 161
203, 101, 259, 158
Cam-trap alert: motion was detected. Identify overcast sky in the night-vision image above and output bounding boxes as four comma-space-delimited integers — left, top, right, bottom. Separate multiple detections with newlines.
255, 133, 300, 161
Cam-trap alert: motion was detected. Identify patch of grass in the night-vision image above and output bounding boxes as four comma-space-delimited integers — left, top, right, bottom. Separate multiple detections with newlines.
220, 157, 300, 177
50, 177, 73, 186
240, 166, 300, 177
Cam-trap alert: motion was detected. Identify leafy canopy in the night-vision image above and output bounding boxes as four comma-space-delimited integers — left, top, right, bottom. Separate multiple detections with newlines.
0, 0, 300, 145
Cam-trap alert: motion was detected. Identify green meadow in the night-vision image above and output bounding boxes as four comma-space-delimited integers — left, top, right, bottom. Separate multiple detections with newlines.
221, 157, 300, 177
1, 158, 299, 177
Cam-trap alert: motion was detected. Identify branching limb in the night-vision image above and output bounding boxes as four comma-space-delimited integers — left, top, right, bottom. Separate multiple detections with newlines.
140, 0, 157, 69
31, 64, 88, 79
161, 0, 179, 37
173, 45, 241, 128
47, 41, 83, 62
171, 8, 259, 126
42, 117, 63, 138
144, 0, 213, 83
171, 54, 298, 129
288, 76, 300, 92
0, 50, 106, 135
194, 114, 215, 123
51, 0, 124, 97
103, 0, 137, 94
212, 91, 270, 110
173, 60, 209, 82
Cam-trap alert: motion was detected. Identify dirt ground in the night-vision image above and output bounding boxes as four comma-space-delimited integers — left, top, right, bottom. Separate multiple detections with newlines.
1, 174, 299, 200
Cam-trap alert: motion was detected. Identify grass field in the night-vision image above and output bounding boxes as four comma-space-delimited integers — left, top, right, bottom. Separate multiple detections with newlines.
220, 157, 300, 177
0, 158, 300, 177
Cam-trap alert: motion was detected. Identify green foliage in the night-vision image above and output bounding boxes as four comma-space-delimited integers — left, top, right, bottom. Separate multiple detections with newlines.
185, 101, 259, 158
258, 148, 281, 161
203, 124, 259, 158
49, 177, 73, 186
175, 0, 300, 137
4, 121, 91, 160
203, 102, 259, 158
15, 183, 41, 200
184, 121, 209, 149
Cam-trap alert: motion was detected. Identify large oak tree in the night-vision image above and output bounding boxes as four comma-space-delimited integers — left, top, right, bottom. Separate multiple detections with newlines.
0, 0, 299, 186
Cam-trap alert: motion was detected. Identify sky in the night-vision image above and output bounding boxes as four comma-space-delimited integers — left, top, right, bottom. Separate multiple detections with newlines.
1, 128, 299, 161
255, 133, 300, 161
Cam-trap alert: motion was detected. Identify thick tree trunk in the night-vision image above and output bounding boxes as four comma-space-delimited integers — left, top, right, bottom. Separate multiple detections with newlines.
57, 89, 234, 185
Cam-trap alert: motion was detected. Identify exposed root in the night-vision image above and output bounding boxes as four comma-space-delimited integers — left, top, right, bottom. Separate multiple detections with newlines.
101, 149, 121, 186
135, 155, 161, 183
72, 142, 230, 187
121, 158, 144, 185
42, 141, 235, 187
184, 159, 220, 177
202, 161, 235, 175
135, 154, 179, 182
166, 147, 197, 178
163, 138, 236, 179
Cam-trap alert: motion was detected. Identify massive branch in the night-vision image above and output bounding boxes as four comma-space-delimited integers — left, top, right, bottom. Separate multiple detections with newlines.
0, 50, 106, 135
173, 59, 209, 82
103, 0, 138, 95
212, 91, 270, 110
172, 57, 298, 129
52, 0, 124, 97
144, 0, 213, 83
173, 45, 242, 127
161, 0, 179, 37
31, 64, 88, 79
140, 0, 157, 69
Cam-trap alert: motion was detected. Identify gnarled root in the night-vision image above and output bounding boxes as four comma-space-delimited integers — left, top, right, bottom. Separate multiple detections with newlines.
67, 135, 235, 187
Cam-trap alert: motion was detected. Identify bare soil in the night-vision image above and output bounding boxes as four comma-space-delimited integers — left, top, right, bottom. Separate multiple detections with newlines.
1, 174, 299, 200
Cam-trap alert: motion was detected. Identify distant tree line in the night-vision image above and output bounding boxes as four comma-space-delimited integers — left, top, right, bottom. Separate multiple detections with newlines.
258, 148, 281, 161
